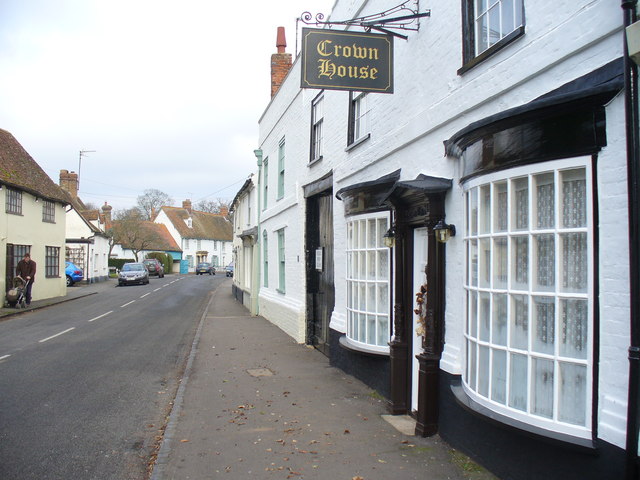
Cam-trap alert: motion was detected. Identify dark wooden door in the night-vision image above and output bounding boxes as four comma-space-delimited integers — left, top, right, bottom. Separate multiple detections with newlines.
306, 193, 334, 356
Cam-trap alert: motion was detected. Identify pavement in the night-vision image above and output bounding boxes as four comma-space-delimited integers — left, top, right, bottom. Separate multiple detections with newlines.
0, 277, 497, 480
150, 280, 497, 480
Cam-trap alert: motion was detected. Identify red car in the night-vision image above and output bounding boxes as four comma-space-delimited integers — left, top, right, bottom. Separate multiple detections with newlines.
142, 258, 165, 278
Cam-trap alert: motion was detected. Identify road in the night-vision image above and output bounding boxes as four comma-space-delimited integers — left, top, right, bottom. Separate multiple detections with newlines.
0, 273, 226, 480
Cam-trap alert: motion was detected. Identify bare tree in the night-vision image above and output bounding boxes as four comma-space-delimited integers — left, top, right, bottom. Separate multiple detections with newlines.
111, 208, 157, 261
195, 197, 230, 214
136, 189, 173, 220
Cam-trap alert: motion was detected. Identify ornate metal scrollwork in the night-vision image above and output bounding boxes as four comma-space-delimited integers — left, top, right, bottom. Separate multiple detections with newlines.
300, 0, 430, 40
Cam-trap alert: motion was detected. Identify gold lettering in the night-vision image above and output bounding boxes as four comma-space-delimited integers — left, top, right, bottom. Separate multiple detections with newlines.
359, 66, 369, 79
353, 45, 369, 59
337, 65, 346, 77
318, 59, 336, 79
370, 67, 378, 80
317, 39, 333, 57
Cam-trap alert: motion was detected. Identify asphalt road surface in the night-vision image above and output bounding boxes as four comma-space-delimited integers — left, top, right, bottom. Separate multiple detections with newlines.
0, 274, 226, 480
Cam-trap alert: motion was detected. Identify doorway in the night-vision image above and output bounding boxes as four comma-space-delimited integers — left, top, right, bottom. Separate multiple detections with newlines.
305, 192, 334, 356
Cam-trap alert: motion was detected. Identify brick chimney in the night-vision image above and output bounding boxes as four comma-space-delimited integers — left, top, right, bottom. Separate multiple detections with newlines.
219, 205, 229, 217
101, 202, 112, 225
182, 199, 192, 213
59, 169, 79, 199
271, 26, 292, 97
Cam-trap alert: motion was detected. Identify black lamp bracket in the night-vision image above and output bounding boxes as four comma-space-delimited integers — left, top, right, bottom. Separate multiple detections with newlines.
300, 0, 430, 40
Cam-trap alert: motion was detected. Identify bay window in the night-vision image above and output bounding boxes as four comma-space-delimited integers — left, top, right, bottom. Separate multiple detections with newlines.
345, 212, 391, 352
463, 159, 592, 438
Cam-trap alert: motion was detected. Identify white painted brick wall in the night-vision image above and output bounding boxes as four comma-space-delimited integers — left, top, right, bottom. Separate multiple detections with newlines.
255, 0, 629, 448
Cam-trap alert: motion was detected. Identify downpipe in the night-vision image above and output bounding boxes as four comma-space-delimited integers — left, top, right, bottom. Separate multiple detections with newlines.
623, 1, 640, 479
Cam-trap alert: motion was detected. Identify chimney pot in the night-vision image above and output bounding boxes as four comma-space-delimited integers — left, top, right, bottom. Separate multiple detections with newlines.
276, 26, 287, 53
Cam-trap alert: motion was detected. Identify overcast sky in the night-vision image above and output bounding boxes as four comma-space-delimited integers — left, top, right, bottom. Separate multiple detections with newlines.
0, 0, 335, 211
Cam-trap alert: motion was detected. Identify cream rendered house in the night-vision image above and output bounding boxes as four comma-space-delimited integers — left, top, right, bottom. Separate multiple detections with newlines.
0, 129, 68, 300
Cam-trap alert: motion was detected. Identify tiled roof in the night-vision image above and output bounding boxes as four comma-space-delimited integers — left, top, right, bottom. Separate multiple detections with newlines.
160, 206, 232, 241
0, 129, 68, 203
115, 220, 182, 252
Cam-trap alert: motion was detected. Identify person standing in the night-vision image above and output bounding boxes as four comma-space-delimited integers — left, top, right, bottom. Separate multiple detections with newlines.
16, 252, 36, 306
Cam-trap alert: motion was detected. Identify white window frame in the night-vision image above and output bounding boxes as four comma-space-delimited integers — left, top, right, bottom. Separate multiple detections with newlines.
474, 0, 524, 56
311, 93, 324, 162
462, 157, 593, 440
345, 211, 391, 354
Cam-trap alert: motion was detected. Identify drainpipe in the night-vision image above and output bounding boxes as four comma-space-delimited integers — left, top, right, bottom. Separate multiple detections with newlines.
623, 1, 640, 479
253, 149, 263, 316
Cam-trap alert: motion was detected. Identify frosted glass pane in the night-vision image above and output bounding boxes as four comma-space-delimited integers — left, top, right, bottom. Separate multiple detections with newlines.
347, 222, 354, 247
377, 315, 389, 346
480, 185, 491, 234
532, 358, 554, 419
367, 251, 376, 280
480, 239, 491, 288
377, 218, 388, 248
492, 293, 507, 346
470, 187, 478, 235
359, 220, 367, 248
562, 169, 586, 228
533, 296, 555, 354
512, 236, 529, 290
367, 284, 376, 313
470, 240, 478, 287
359, 313, 367, 343
513, 178, 528, 231
493, 237, 508, 289
560, 299, 588, 360
378, 250, 389, 279
347, 252, 352, 278
469, 291, 478, 337
491, 349, 507, 404
494, 182, 508, 232
367, 219, 376, 248
359, 283, 366, 310
509, 353, 528, 411
510, 294, 528, 349
377, 284, 388, 314
479, 292, 491, 341
352, 311, 358, 339
561, 233, 587, 293
559, 362, 587, 426
478, 346, 490, 397
367, 315, 376, 344
534, 234, 555, 291
468, 341, 477, 390
359, 252, 367, 279
535, 173, 555, 229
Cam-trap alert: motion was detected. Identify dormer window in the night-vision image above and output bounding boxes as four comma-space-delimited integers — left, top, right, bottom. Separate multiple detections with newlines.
185, 217, 192, 228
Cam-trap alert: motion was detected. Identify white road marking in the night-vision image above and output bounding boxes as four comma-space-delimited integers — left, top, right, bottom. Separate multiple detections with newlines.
162, 284, 169, 287
120, 301, 135, 308
0, 355, 11, 361
140, 293, 151, 298
39, 328, 75, 343
88, 311, 113, 322
153, 288, 162, 292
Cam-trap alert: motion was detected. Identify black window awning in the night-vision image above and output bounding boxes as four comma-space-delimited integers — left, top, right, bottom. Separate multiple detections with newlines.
444, 57, 624, 158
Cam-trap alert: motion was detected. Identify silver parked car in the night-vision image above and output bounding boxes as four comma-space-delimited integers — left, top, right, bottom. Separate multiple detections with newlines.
118, 262, 150, 286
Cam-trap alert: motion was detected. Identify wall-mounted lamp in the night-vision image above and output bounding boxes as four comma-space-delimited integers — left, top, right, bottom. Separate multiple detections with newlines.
434, 219, 456, 243
383, 226, 396, 248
